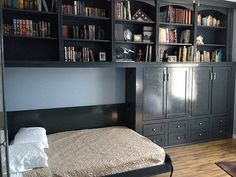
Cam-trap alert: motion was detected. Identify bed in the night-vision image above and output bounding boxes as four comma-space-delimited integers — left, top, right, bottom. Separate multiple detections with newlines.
7, 104, 173, 177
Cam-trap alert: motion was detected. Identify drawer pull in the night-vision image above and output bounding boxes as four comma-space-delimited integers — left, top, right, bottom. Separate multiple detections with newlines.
219, 130, 223, 134
177, 136, 181, 140
153, 139, 156, 143
152, 128, 157, 132
177, 125, 181, 128
220, 120, 223, 123
199, 133, 202, 136
199, 122, 203, 126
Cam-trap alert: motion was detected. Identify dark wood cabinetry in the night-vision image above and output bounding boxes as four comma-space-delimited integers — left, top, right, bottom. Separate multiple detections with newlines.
138, 64, 233, 147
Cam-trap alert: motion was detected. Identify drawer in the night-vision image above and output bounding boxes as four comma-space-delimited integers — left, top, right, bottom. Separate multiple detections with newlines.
169, 120, 188, 133
191, 130, 209, 141
212, 127, 228, 138
147, 135, 165, 147
191, 118, 209, 130
143, 123, 165, 136
212, 117, 228, 128
168, 132, 188, 146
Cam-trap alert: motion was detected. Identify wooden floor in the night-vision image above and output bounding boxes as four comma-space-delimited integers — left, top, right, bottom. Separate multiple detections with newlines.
156, 139, 236, 177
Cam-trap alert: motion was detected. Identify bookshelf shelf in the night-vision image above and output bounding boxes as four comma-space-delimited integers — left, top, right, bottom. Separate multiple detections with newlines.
116, 41, 155, 45
4, 35, 58, 40
2, 7, 57, 15
197, 44, 226, 47
115, 19, 155, 25
198, 25, 227, 30
159, 22, 193, 27
63, 15, 110, 21
159, 43, 192, 46
64, 38, 111, 43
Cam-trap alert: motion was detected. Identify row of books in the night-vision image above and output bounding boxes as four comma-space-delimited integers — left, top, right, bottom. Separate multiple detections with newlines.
159, 28, 191, 44
160, 6, 192, 25
62, 2, 105, 17
195, 49, 222, 62
3, 19, 51, 37
197, 15, 221, 27
115, 0, 131, 20
64, 46, 95, 62
63, 25, 104, 40
159, 46, 194, 62
3, 0, 57, 12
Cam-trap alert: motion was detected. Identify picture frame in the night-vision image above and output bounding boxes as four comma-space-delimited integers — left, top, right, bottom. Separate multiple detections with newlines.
99, 52, 106, 61
133, 34, 142, 42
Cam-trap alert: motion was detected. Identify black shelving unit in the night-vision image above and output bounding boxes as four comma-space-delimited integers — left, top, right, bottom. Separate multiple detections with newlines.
0, 0, 235, 66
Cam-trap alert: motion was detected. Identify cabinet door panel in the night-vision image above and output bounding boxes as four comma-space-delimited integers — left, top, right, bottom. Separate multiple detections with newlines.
212, 67, 230, 115
191, 67, 211, 116
167, 67, 189, 118
143, 68, 166, 120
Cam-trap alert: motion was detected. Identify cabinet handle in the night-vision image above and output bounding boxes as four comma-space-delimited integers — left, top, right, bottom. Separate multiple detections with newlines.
177, 136, 181, 140
163, 74, 166, 82
167, 73, 171, 81
214, 73, 217, 80
199, 122, 203, 126
220, 120, 223, 123
219, 130, 223, 134
177, 125, 181, 128
152, 128, 156, 132
199, 133, 202, 136
210, 72, 213, 81
153, 139, 156, 143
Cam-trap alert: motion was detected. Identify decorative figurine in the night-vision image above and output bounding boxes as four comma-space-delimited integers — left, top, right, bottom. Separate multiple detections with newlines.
162, 50, 168, 62
136, 49, 143, 62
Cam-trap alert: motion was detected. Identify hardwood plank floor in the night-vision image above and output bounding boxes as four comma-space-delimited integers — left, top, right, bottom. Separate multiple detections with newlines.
156, 139, 236, 177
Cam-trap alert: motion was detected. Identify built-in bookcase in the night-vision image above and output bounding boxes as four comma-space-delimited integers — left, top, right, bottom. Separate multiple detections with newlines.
0, 0, 234, 66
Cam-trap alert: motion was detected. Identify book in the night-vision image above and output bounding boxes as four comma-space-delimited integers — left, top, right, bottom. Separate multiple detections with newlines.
42, 0, 48, 12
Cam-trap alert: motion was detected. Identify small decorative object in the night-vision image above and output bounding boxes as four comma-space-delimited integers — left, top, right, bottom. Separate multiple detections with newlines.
132, 9, 152, 21
116, 46, 135, 59
133, 34, 142, 42
136, 49, 143, 62
97, 27, 105, 40
143, 26, 153, 42
99, 52, 106, 61
168, 56, 177, 62
162, 50, 168, 62
124, 28, 132, 41
196, 35, 204, 45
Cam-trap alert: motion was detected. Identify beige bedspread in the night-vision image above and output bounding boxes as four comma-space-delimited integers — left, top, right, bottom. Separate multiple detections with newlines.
23, 126, 165, 177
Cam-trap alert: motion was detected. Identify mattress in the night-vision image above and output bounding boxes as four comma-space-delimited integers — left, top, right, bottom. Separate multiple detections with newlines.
23, 126, 165, 177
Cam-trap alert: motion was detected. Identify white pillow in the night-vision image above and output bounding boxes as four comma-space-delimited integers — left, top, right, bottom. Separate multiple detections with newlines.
2, 143, 48, 173
13, 127, 49, 149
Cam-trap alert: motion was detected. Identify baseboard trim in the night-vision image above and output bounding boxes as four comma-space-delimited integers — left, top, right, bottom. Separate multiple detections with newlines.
233, 134, 236, 139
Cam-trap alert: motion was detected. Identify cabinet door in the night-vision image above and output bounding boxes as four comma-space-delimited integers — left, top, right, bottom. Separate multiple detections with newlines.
212, 67, 231, 115
191, 67, 211, 116
167, 67, 189, 118
143, 68, 166, 120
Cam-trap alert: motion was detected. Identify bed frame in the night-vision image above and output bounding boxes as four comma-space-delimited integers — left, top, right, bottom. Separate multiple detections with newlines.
7, 103, 173, 177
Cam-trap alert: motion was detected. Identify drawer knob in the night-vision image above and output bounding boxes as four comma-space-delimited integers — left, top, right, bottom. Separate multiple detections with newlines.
199, 133, 202, 136
177, 136, 181, 140
177, 125, 181, 128
199, 122, 203, 126
152, 128, 157, 132
219, 130, 223, 134
220, 120, 223, 123
153, 140, 156, 143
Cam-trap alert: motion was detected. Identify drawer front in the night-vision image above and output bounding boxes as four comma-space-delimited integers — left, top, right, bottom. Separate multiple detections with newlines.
169, 120, 188, 133
191, 130, 209, 141
143, 123, 165, 136
169, 132, 188, 146
191, 118, 209, 130
212, 127, 228, 138
212, 117, 228, 128
147, 135, 165, 147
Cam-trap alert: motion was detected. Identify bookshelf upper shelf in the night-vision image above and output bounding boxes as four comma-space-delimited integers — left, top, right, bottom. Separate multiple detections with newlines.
159, 43, 192, 46
116, 41, 155, 45
64, 38, 111, 43
197, 44, 226, 47
197, 25, 227, 30
4, 36, 58, 40
115, 19, 155, 25
2, 7, 57, 15
63, 15, 111, 21
159, 22, 193, 27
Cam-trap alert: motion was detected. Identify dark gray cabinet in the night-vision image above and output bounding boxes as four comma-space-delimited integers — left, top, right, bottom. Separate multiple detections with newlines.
143, 68, 166, 120
211, 67, 231, 115
191, 67, 212, 116
143, 67, 189, 121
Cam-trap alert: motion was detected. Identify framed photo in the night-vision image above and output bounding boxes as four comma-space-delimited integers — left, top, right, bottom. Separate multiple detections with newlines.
133, 34, 142, 42
99, 52, 106, 61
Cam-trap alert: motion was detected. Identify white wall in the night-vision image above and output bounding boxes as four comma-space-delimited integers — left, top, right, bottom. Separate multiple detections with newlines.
5, 68, 126, 111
